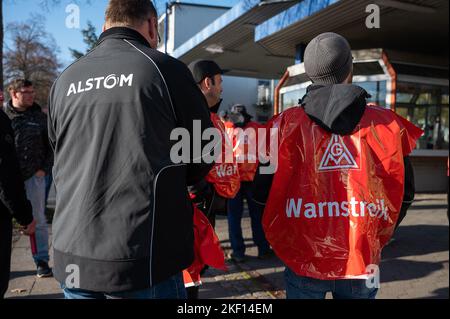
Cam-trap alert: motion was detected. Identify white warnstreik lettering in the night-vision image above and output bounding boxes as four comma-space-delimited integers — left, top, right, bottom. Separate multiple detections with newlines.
67, 74, 134, 96
285, 197, 389, 220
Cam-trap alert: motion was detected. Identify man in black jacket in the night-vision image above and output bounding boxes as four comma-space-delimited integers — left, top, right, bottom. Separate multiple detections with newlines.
4, 79, 53, 278
48, 0, 214, 299
0, 90, 35, 299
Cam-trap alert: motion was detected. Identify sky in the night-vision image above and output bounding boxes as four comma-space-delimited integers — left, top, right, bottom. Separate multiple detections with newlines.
3, 0, 240, 67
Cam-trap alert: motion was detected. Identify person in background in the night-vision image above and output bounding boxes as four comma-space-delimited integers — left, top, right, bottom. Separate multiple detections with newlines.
186, 59, 240, 299
1, 89, 36, 298
3, 80, 53, 278
227, 104, 273, 263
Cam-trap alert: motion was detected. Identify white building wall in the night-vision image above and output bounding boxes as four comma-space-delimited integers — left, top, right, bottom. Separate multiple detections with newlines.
158, 4, 228, 55
220, 76, 259, 118
173, 5, 228, 50
157, 4, 267, 123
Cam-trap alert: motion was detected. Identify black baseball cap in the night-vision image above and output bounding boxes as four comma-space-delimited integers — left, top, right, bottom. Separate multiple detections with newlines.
188, 60, 228, 84
230, 104, 252, 119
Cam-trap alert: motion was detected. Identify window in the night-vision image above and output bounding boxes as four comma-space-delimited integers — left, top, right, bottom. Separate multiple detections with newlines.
357, 81, 387, 107
281, 88, 306, 112
395, 82, 449, 150
257, 81, 271, 106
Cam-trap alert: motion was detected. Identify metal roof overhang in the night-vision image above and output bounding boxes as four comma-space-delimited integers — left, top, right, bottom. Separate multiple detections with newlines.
256, 0, 449, 62
172, 0, 299, 79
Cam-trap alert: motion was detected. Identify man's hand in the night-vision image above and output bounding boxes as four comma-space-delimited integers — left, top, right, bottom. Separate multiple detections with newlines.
35, 170, 46, 178
21, 219, 36, 236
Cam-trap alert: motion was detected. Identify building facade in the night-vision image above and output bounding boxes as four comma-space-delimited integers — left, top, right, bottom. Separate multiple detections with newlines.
166, 0, 449, 192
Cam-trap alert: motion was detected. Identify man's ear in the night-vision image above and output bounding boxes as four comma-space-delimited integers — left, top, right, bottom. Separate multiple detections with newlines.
10, 90, 17, 100
148, 16, 157, 42
204, 77, 213, 90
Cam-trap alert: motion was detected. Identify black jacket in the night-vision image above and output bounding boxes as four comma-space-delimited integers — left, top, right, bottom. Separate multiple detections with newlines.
3, 101, 53, 181
253, 84, 415, 219
48, 27, 214, 292
0, 111, 33, 225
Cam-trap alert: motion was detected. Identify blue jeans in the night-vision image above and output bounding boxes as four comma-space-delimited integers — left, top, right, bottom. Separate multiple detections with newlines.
227, 182, 271, 257
25, 175, 49, 265
62, 273, 186, 299
284, 268, 378, 299
44, 172, 53, 204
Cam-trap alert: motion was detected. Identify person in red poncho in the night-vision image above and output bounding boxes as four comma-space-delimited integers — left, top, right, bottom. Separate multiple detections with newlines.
185, 60, 239, 298
227, 104, 272, 263
252, 33, 422, 299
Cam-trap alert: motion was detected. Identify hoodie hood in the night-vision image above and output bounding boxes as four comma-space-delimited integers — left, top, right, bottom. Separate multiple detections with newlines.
301, 84, 370, 135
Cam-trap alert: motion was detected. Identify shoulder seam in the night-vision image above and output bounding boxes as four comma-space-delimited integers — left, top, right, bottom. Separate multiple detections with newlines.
123, 39, 178, 123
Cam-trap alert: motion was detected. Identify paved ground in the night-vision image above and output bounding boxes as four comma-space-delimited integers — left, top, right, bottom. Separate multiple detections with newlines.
4, 194, 449, 299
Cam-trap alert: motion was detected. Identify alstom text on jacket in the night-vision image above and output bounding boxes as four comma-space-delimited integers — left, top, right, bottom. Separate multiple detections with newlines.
67, 74, 134, 96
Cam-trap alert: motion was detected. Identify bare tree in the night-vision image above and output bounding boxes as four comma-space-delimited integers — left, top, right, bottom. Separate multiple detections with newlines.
4, 15, 61, 107
1, 0, 93, 89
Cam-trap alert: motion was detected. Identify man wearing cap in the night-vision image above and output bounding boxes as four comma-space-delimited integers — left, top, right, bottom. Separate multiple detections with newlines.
227, 104, 272, 263
253, 32, 421, 299
187, 60, 240, 299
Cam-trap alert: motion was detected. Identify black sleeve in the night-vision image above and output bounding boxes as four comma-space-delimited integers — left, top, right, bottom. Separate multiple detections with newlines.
0, 112, 33, 226
40, 112, 54, 175
162, 59, 215, 186
251, 162, 275, 206
395, 156, 415, 229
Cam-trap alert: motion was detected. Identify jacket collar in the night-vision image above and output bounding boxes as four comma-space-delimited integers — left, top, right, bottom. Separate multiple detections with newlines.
97, 27, 151, 48
6, 100, 41, 116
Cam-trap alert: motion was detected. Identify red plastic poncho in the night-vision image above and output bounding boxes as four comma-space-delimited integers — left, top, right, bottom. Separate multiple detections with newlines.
183, 205, 227, 287
263, 105, 423, 280
232, 121, 265, 182
205, 113, 240, 199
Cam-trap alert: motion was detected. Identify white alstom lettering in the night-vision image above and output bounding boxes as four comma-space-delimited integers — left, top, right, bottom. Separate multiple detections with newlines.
67, 83, 76, 97
120, 74, 133, 87
85, 78, 94, 92
67, 74, 134, 96
104, 74, 118, 89
94, 77, 104, 89
77, 81, 85, 93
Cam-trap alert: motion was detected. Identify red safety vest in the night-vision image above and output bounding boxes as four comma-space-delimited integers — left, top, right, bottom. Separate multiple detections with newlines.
232, 121, 264, 182
205, 113, 240, 198
263, 105, 423, 280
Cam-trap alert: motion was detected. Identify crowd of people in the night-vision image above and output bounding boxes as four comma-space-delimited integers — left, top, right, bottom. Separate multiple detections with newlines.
0, 0, 423, 300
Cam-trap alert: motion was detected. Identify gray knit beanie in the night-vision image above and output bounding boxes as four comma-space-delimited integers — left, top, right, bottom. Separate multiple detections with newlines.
304, 32, 353, 85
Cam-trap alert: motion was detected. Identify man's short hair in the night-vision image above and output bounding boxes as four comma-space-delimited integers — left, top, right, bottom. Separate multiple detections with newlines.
8, 79, 33, 93
105, 0, 157, 27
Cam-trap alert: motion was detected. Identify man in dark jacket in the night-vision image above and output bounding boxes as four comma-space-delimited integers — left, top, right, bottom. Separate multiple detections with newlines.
48, 0, 214, 299
4, 79, 53, 278
187, 59, 228, 227
0, 90, 35, 299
